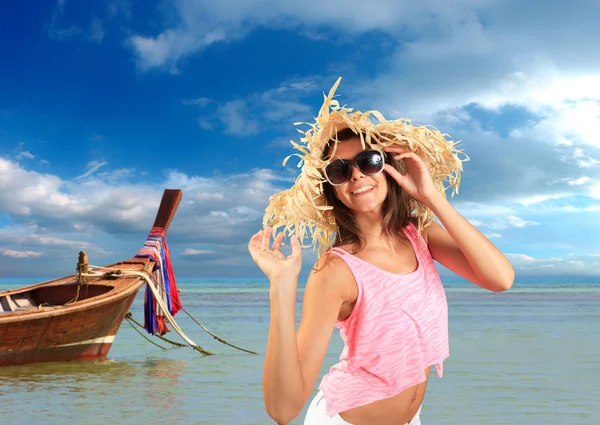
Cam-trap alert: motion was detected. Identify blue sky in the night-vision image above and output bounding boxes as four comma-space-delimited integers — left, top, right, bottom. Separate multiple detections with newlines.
1, 0, 599, 280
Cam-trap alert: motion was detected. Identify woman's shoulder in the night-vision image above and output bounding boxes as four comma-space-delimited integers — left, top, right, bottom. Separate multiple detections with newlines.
308, 248, 356, 300
312, 247, 351, 276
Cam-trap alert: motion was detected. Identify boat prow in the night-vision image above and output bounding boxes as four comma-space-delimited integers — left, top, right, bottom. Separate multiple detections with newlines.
0, 189, 183, 367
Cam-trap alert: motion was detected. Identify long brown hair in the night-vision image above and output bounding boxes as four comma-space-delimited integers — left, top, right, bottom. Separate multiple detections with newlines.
322, 127, 413, 252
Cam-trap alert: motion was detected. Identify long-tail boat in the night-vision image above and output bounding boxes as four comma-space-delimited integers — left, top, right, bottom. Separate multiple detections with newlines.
0, 189, 183, 367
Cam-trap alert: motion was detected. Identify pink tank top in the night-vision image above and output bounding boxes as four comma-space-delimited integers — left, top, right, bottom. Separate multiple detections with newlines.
317, 221, 449, 417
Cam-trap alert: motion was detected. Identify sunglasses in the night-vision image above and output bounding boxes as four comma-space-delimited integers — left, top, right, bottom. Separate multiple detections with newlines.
323, 149, 386, 186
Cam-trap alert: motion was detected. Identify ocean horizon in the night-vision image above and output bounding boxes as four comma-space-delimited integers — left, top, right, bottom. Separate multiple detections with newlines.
2, 275, 599, 287
1, 276, 599, 424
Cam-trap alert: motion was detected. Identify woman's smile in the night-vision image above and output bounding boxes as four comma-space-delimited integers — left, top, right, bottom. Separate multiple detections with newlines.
350, 184, 376, 196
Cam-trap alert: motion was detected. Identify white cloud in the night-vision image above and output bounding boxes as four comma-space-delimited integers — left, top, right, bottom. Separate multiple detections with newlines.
124, 0, 600, 119
0, 153, 296, 276
182, 76, 319, 137
96, 168, 136, 182
0, 249, 43, 258
46, 2, 107, 44
3, 234, 94, 249
509, 102, 600, 168
503, 252, 600, 276
181, 97, 211, 107
217, 100, 260, 135
466, 219, 484, 226
196, 117, 214, 130
0, 153, 287, 245
126, 0, 438, 70
576, 156, 600, 169
0, 157, 73, 216
456, 203, 516, 218
16, 151, 35, 160
506, 253, 538, 263
457, 209, 540, 229
181, 249, 216, 256
76, 161, 108, 180
47, 24, 82, 41
546, 176, 594, 186
489, 216, 539, 229
518, 194, 570, 206
129, 27, 228, 71
554, 205, 600, 213
194, 192, 226, 201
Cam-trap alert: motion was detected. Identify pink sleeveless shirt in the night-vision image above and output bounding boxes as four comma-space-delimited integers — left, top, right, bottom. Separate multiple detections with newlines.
317, 221, 449, 416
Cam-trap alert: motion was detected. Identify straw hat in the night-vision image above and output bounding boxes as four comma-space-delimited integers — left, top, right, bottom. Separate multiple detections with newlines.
262, 77, 469, 256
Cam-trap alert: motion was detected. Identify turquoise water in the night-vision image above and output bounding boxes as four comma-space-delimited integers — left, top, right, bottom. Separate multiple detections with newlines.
0, 278, 599, 424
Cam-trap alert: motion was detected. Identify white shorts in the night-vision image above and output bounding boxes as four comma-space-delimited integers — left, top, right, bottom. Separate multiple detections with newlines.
303, 391, 422, 425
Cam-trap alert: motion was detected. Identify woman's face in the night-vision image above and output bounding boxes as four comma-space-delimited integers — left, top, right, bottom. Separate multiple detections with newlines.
327, 137, 389, 214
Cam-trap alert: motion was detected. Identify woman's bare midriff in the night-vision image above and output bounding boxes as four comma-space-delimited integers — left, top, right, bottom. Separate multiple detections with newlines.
337, 367, 430, 425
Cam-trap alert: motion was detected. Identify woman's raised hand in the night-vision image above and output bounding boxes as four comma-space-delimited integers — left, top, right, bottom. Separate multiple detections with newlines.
248, 227, 302, 285
384, 146, 441, 206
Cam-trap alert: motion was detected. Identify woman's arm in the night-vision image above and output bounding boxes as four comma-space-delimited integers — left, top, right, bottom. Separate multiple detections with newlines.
264, 254, 346, 424
249, 229, 347, 424
383, 146, 515, 292
424, 193, 515, 292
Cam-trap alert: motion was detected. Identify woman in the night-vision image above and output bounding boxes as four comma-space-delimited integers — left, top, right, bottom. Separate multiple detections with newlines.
248, 78, 514, 425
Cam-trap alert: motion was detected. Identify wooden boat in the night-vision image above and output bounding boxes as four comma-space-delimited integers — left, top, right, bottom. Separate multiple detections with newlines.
0, 189, 183, 367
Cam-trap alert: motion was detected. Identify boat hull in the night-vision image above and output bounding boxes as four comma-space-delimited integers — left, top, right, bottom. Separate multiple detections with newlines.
0, 287, 140, 367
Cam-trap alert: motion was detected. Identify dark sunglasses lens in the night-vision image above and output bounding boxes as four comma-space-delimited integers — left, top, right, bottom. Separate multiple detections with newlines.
356, 150, 384, 175
325, 160, 351, 185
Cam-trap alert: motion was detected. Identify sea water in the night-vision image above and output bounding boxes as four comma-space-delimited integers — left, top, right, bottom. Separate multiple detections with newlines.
0, 277, 598, 425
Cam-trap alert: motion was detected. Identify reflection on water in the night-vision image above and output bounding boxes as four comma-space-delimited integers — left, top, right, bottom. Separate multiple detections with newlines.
0, 355, 198, 423
0, 358, 134, 381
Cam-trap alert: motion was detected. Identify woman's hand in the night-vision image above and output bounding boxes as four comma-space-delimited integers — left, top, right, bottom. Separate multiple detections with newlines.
248, 227, 302, 285
384, 146, 441, 206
